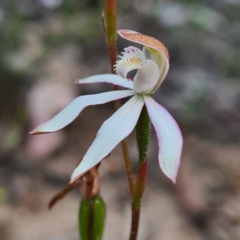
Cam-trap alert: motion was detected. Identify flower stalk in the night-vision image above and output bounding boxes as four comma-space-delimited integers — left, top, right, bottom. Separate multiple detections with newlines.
104, 0, 134, 196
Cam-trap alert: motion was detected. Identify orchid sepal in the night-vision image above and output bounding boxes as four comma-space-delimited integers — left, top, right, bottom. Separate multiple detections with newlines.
29, 90, 134, 134
144, 96, 183, 183
75, 74, 134, 90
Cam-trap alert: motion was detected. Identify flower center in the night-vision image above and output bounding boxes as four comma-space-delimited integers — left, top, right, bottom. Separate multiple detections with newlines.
115, 46, 161, 95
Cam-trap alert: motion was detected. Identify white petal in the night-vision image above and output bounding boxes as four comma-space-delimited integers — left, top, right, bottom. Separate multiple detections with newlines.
76, 74, 134, 89
30, 90, 134, 134
114, 46, 146, 78
148, 48, 169, 92
133, 60, 160, 94
70, 95, 144, 182
144, 96, 183, 183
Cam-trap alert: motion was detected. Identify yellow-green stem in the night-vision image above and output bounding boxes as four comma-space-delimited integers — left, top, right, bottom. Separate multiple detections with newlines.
104, 0, 134, 196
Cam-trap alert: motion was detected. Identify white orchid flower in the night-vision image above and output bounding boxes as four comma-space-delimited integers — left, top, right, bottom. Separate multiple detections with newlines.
30, 30, 183, 183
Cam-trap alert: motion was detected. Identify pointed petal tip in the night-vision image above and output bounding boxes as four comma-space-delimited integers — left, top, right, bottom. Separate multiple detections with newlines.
29, 128, 45, 135
69, 175, 78, 184
166, 173, 177, 184
29, 129, 36, 135
29, 124, 56, 135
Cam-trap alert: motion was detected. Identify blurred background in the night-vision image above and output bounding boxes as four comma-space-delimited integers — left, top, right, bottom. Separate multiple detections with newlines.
0, 0, 240, 239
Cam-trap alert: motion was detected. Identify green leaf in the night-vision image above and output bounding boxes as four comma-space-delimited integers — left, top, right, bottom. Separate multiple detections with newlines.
135, 105, 151, 167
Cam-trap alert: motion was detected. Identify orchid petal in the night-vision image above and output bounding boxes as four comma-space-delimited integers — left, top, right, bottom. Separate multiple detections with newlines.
143, 46, 169, 92
70, 95, 144, 182
144, 96, 183, 183
75, 74, 134, 90
133, 59, 160, 94
29, 90, 134, 134
114, 46, 146, 78
118, 29, 170, 90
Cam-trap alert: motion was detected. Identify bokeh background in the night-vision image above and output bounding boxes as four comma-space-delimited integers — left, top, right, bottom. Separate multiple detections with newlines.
1, 0, 240, 239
